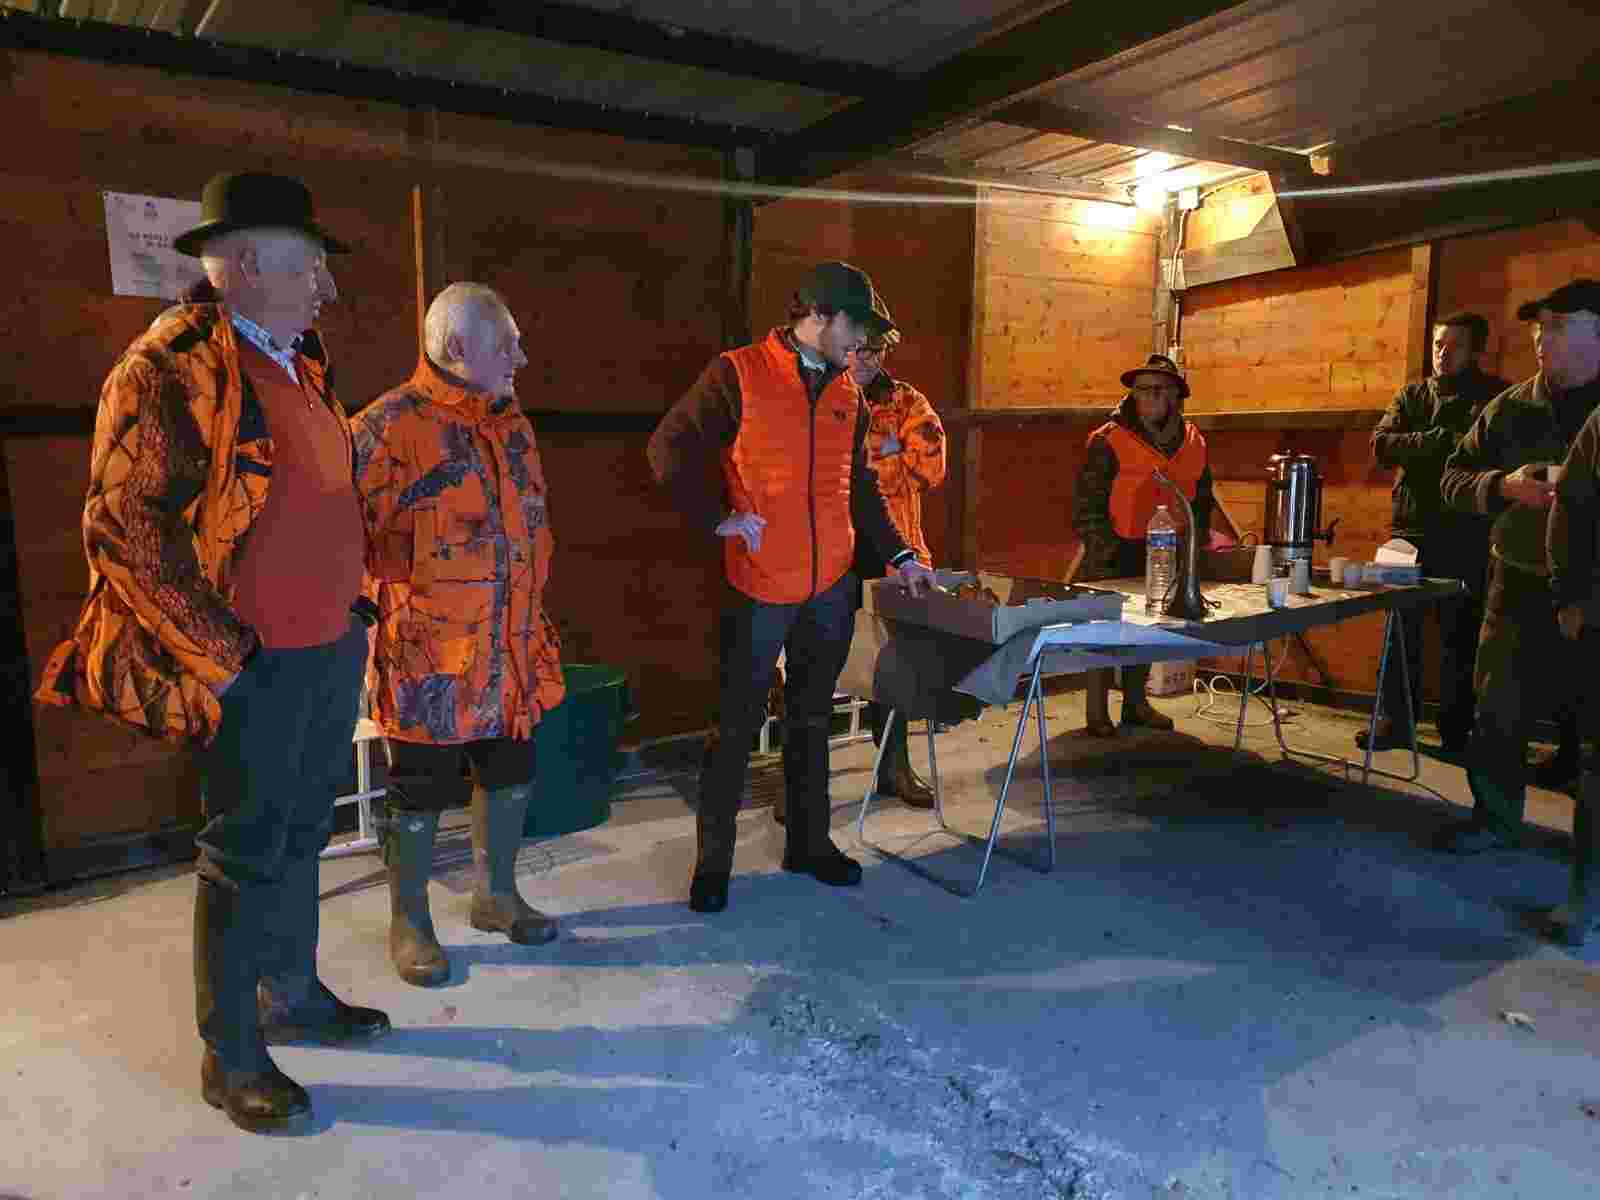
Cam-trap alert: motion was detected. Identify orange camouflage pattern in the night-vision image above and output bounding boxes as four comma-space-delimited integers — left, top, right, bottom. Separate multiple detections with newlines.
35, 306, 339, 746
863, 375, 945, 564
352, 357, 565, 745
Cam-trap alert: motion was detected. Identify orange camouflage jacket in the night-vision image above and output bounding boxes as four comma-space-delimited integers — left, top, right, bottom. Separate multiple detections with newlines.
862, 373, 945, 565
352, 357, 565, 745
35, 305, 340, 746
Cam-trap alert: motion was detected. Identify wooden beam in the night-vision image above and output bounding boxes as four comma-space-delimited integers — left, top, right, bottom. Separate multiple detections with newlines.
961, 426, 983, 572
722, 148, 754, 350
1404, 242, 1439, 385
0, 7, 759, 149
996, 99, 1317, 181
194, 0, 351, 48
878, 155, 1129, 205
364, 0, 889, 97
0, 444, 48, 895
762, 0, 1246, 192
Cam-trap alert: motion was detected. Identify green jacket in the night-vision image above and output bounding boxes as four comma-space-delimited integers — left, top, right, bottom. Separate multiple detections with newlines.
1440, 374, 1600, 575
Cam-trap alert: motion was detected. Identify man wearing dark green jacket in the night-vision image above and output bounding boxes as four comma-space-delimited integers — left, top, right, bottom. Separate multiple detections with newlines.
1438, 280, 1600, 855
1362, 312, 1508, 753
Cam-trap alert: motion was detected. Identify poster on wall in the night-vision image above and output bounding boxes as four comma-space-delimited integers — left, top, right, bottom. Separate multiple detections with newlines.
103, 191, 207, 300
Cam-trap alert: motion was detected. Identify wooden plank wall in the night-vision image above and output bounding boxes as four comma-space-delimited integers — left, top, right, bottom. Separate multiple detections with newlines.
972, 190, 1161, 409
0, 51, 729, 851
749, 173, 977, 566
1179, 249, 1413, 413
1434, 217, 1600, 383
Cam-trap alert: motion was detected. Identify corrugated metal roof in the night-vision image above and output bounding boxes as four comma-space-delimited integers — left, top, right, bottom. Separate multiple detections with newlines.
18, 0, 1600, 198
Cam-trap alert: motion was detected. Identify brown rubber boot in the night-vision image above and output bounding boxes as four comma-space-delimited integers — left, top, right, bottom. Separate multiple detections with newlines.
469, 784, 558, 945
878, 715, 935, 809
1084, 669, 1116, 737
384, 810, 450, 987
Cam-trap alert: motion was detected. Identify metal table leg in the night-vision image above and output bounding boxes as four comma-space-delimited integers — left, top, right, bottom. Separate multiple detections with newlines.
856, 656, 1056, 897
1235, 611, 1421, 786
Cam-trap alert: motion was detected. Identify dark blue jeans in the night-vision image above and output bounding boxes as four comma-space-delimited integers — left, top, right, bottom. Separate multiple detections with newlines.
194, 618, 366, 1066
697, 571, 857, 874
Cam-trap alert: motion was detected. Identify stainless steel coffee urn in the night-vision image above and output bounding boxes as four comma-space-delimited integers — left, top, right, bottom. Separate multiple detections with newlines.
1263, 451, 1338, 566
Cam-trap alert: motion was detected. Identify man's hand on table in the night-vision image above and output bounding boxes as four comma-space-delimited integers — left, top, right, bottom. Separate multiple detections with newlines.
896, 559, 936, 597
716, 511, 766, 553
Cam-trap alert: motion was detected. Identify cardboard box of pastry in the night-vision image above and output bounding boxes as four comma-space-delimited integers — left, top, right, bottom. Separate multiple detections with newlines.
865, 570, 1125, 644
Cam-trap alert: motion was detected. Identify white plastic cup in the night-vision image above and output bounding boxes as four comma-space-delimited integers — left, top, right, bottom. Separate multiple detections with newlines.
1291, 558, 1312, 595
1251, 545, 1274, 584
1342, 563, 1362, 588
1329, 555, 1348, 582
1266, 577, 1289, 608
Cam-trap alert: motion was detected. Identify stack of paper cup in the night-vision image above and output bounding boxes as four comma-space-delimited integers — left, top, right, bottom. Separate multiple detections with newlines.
1329, 556, 1348, 585
1251, 545, 1273, 584
1342, 562, 1362, 588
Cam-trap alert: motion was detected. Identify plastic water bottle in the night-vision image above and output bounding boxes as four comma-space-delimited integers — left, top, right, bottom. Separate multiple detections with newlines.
1145, 505, 1179, 615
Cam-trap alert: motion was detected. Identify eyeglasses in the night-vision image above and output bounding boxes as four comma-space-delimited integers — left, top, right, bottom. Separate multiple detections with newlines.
854, 346, 887, 359
1132, 384, 1179, 397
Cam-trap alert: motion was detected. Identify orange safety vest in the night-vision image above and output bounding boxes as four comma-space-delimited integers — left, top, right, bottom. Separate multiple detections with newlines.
1099, 421, 1208, 539
723, 331, 861, 603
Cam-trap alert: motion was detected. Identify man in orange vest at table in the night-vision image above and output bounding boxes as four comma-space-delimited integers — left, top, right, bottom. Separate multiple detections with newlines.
649, 262, 936, 914
1072, 352, 1216, 735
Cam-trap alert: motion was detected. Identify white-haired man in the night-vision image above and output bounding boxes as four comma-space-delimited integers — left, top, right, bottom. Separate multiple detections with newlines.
352, 283, 567, 987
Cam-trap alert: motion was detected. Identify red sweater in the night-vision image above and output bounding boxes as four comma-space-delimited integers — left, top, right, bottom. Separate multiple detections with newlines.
230, 343, 365, 648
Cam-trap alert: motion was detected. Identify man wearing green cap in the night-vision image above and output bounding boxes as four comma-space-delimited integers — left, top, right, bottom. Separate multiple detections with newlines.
37, 172, 388, 1133
1439, 278, 1600, 856
649, 261, 935, 913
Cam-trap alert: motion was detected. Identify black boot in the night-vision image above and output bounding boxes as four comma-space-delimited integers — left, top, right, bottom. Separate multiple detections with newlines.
780, 715, 862, 887
1083, 669, 1116, 738
691, 718, 754, 913
470, 784, 559, 944
1538, 772, 1600, 947
384, 810, 450, 986
195, 877, 311, 1133
875, 712, 935, 809
257, 854, 391, 1046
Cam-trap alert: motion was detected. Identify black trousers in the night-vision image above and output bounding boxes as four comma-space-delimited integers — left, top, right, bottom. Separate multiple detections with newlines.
1375, 538, 1486, 740
385, 738, 537, 812
1465, 559, 1569, 836
697, 571, 857, 874
194, 618, 366, 1067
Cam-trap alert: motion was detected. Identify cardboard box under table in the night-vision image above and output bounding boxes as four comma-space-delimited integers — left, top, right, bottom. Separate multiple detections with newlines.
843, 570, 1465, 896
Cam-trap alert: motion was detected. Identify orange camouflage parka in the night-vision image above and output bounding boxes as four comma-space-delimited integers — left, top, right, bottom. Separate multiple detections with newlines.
352, 357, 565, 745
862, 372, 946, 565
35, 305, 340, 746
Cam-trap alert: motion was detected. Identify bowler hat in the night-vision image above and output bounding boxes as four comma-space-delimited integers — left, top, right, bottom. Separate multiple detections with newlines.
1516, 279, 1600, 322
1120, 353, 1190, 401
173, 172, 350, 257
797, 261, 896, 337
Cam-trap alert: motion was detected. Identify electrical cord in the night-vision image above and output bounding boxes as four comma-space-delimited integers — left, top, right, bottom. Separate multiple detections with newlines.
1186, 637, 1294, 728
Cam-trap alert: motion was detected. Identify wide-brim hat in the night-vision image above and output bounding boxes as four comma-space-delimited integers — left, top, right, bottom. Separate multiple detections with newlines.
1120, 353, 1190, 401
797, 261, 896, 337
1516, 278, 1600, 321
173, 172, 350, 257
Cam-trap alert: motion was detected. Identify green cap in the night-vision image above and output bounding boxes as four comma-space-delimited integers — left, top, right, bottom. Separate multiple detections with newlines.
797, 261, 896, 336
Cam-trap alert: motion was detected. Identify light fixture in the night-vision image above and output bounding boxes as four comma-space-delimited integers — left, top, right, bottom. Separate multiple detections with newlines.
1132, 180, 1169, 213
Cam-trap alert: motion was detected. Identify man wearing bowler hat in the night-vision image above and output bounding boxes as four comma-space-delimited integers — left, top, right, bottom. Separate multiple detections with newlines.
1439, 279, 1600, 855
37, 172, 388, 1133
649, 262, 935, 914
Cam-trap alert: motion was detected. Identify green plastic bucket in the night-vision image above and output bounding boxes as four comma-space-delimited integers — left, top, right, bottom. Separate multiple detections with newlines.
525, 664, 634, 837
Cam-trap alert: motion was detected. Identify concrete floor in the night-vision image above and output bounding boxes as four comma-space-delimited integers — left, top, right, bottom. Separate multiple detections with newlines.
4, 683, 1599, 1199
